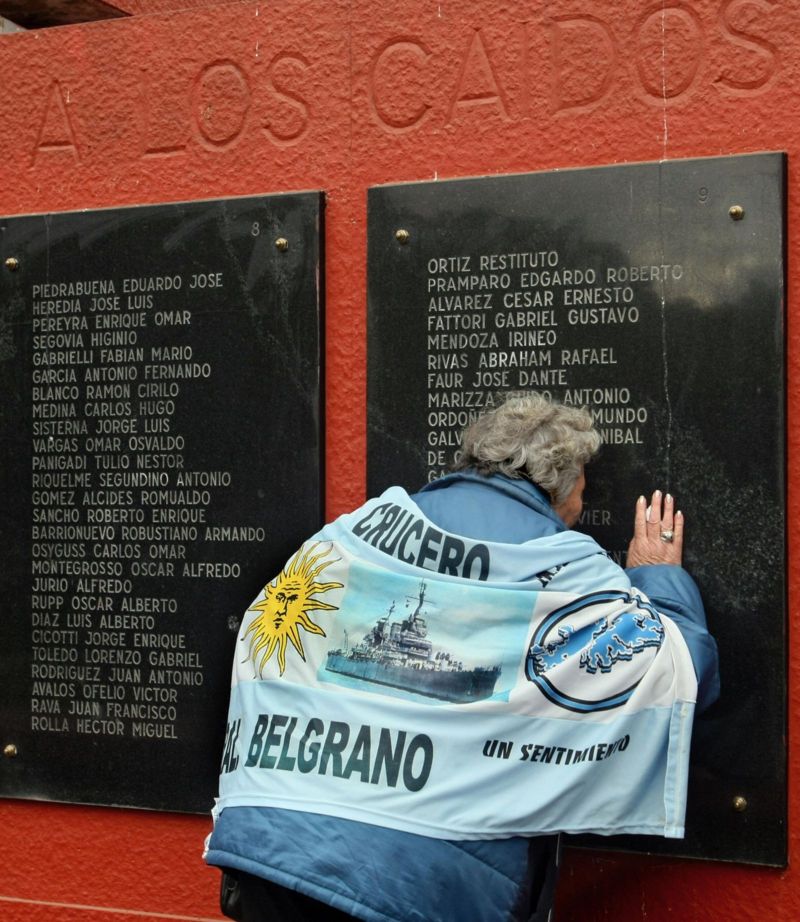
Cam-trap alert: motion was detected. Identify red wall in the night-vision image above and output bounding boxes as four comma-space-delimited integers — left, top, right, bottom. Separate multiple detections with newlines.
0, 1, 796, 919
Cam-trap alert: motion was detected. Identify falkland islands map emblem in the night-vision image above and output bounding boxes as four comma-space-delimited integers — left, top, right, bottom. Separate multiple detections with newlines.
526, 590, 665, 712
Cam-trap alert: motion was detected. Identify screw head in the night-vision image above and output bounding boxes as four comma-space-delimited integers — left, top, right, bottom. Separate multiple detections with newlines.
4, 744, 17, 758
395, 228, 410, 244
729, 205, 745, 221
4, 257, 19, 271
275, 237, 289, 252
732, 795, 748, 812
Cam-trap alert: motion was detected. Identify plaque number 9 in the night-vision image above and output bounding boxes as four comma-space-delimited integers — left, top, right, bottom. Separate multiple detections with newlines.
698, 187, 709, 204
251, 221, 261, 236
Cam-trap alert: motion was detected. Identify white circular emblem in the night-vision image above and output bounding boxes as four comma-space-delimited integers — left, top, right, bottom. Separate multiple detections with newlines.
526, 590, 665, 712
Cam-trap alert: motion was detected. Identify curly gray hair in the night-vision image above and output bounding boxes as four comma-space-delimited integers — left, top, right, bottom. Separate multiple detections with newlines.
454, 393, 601, 504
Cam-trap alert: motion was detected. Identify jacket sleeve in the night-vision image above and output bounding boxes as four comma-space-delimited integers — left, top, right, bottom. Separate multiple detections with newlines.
626, 564, 720, 713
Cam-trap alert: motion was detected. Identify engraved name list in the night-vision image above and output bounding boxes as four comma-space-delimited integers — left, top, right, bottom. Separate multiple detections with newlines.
30, 271, 239, 743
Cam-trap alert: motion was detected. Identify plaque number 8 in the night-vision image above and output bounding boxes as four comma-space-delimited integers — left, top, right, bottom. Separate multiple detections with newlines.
251, 222, 261, 237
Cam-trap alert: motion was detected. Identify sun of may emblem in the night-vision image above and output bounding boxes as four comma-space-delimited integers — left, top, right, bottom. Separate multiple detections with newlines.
244, 543, 343, 676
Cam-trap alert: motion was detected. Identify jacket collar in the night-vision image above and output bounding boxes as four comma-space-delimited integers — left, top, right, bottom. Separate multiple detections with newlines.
417, 470, 568, 531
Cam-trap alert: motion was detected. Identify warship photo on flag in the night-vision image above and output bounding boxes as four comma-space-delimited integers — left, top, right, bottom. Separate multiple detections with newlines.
325, 581, 502, 703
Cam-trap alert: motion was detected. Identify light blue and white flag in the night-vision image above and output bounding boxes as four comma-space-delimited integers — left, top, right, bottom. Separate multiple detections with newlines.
216, 488, 697, 840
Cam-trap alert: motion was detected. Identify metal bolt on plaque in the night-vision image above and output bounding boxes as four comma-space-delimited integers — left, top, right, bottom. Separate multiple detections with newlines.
275, 237, 289, 251
395, 228, 410, 244
3, 744, 18, 758
729, 205, 745, 221
732, 796, 748, 812
4, 257, 19, 270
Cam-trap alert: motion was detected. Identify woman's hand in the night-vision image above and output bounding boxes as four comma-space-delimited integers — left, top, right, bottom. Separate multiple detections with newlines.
626, 490, 683, 567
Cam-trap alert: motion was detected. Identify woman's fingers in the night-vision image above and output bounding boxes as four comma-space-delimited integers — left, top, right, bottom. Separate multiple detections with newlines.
634, 494, 647, 538
661, 493, 675, 533
629, 491, 684, 567
672, 510, 685, 557
646, 490, 663, 533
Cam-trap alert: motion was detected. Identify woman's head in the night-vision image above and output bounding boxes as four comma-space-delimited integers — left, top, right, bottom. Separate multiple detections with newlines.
454, 392, 601, 509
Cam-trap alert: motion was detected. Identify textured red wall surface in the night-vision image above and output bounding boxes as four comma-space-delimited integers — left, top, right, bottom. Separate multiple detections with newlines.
0, 1, 796, 919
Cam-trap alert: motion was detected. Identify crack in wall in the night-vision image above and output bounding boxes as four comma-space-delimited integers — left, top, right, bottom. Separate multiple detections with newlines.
658, 0, 672, 488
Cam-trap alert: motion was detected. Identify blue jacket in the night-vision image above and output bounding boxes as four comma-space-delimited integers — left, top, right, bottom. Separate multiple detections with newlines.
206, 472, 719, 922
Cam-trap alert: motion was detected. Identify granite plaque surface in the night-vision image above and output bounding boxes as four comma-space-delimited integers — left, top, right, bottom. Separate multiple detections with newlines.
367, 154, 786, 866
0, 192, 323, 812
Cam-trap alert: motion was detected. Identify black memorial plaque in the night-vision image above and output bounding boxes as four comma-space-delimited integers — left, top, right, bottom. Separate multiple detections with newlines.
367, 154, 786, 866
0, 192, 323, 812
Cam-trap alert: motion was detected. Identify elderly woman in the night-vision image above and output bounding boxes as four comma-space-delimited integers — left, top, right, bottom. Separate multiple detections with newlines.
207, 393, 719, 922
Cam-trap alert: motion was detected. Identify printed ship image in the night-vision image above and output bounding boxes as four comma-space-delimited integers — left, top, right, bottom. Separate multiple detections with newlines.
325, 581, 502, 703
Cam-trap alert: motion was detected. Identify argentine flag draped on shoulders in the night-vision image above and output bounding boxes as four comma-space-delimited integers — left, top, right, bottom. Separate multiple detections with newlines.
216, 487, 697, 840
